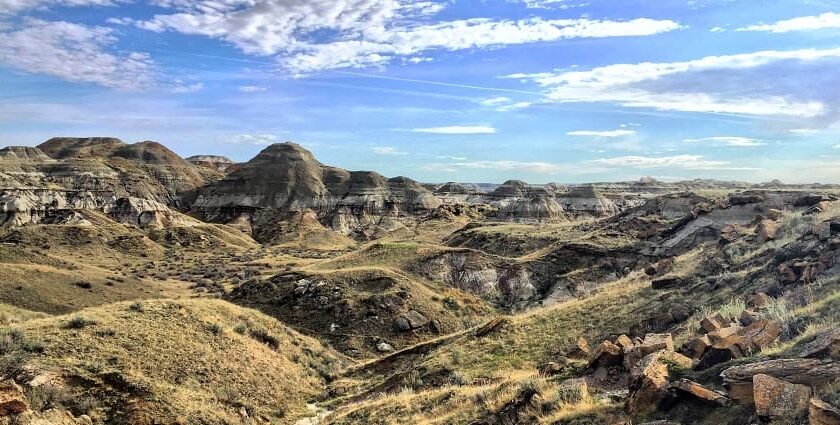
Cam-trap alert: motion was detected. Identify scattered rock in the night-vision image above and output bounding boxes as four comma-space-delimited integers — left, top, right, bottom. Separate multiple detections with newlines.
669, 378, 730, 407
556, 378, 588, 403
800, 328, 840, 360
376, 342, 394, 353
746, 293, 772, 310
700, 316, 725, 333
756, 220, 779, 244
394, 310, 429, 332
0, 380, 28, 416
589, 340, 623, 368
810, 398, 840, 425
567, 337, 591, 360
683, 335, 711, 360
651, 276, 684, 290
627, 352, 670, 415
795, 193, 830, 207
753, 374, 810, 419
540, 361, 566, 376
739, 310, 761, 326
721, 359, 840, 404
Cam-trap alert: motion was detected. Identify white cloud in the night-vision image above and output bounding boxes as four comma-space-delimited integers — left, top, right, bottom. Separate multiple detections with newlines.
238, 85, 267, 93
0, 19, 155, 89
282, 17, 682, 73
0, 0, 123, 15
588, 154, 758, 170
683, 136, 766, 147
505, 47, 840, 118
170, 82, 203, 94
567, 129, 636, 137
425, 159, 565, 174
710, 26, 725, 32
126, 0, 680, 73
738, 12, 840, 33
411, 125, 497, 135
372, 146, 407, 155
234, 134, 284, 145
480, 96, 512, 106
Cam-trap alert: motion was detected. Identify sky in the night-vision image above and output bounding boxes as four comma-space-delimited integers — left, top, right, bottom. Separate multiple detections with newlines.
1, 0, 840, 184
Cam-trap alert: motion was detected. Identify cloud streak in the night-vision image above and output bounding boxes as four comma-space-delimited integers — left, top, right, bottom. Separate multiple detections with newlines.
411, 126, 497, 135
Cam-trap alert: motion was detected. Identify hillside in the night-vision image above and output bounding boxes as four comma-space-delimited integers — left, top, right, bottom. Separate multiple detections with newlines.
0, 138, 839, 425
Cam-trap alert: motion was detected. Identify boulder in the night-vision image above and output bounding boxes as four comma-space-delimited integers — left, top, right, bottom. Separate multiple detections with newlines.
795, 193, 830, 207
567, 337, 591, 360
0, 380, 28, 416
707, 325, 742, 345
615, 334, 635, 351
651, 277, 683, 290
683, 335, 711, 360
739, 319, 781, 353
700, 316, 725, 333
756, 220, 780, 244
669, 378, 730, 406
627, 352, 670, 415
753, 374, 810, 419
394, 310, 429, 332
747, 293, 772, 310
376, 342, 394, 353
696, 343, 744, 371
623, 333, 675, 371
739, 310, 761, 326
589, 340, 623, 368
721, 359, 840, 404
800, 328, 840, 360
540, 361, 566, 377
810, 398, 840, 425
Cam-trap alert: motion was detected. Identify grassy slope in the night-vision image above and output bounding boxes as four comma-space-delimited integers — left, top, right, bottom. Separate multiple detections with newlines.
4, 299, 348, 424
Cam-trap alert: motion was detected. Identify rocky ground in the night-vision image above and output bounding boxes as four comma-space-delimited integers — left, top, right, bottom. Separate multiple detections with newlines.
0, 138, 839, 424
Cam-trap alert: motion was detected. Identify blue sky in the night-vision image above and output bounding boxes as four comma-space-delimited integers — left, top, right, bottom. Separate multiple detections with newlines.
1, 0, 840, 183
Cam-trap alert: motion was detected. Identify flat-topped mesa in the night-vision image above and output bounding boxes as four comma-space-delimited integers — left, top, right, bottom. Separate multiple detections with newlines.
490, 180, 531, 198
557, 184, 619, 216
191, 142, 440, 238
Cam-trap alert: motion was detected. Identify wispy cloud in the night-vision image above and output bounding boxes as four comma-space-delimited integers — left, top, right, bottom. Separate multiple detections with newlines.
683, 136, 766, 147
123, 0, 680, 74
411, 126, 497, 135
238, 85, 267, 93
171, 82, 203, 94
505, 47, 840, 118
568, 129, 636, 137
738, 12, 840, 33
424, 159, 565, 173
588, 154, 758, 170
233, 134, 284, 145
372, 146, 407, 155
0, 19, 155, 89
0, 0, 124, 15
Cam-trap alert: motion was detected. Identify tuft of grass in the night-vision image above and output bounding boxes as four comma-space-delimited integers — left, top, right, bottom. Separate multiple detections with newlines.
64, 317, 94, 329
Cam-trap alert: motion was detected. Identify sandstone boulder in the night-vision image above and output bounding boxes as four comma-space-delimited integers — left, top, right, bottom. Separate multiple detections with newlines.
756, 219, 780, 244
624, 333, 675, 371
700, 316, 726, 333
810, 398, 840, 425
627, 352, 670, 415
669, 378, 730, 406
800, 328, 840, 360
721, 359, 840, 404
394, 310, 429, 332
0, 380, 28, 416
753, 374, 810, 419
747, 293, 773, 310
567, 337, 591, 360
589, 340, 623, 368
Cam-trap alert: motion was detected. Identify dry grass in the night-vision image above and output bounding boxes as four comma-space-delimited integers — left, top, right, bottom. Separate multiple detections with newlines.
4, 299, 348, 424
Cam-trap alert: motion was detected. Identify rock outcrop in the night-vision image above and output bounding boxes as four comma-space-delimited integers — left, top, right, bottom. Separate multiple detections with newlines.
192, 143, 441, 239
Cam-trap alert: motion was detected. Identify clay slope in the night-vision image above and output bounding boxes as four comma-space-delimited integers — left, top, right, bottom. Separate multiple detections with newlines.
192, 143, 441, 240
